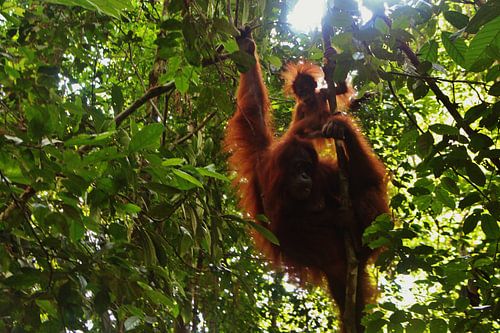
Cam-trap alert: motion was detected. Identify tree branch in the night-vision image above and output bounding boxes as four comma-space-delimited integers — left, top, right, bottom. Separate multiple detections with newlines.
399, 42, 500, 170
322, 13, 359, 333
0, 185, 36, 221
114, 49, 232, 128
397, 39, 500, 171
387, 80, 424, 133
385, 70, 489, 87
114, 82, 176, 127
171, 110, 218, 147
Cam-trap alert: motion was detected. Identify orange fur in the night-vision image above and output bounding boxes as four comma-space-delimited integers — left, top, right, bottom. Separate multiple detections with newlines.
225, 46, 388, 332
282, 62, 324, 97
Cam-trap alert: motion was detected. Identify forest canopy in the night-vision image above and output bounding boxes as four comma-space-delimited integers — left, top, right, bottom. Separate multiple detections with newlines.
0, 0, 499, 332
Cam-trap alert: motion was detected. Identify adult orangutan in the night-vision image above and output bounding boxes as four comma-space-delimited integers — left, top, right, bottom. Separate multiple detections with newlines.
224, 28, 389, 332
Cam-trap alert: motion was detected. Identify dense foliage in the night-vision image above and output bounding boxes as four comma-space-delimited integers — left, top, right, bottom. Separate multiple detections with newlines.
0, 0, 498, 332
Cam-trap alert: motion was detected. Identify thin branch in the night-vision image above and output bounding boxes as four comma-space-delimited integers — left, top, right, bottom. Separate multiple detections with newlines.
161, 90, 173, 147
0, 185, 36, 221
397, 41, 500, 171
387, 82, 489, 200
385, 71, 489, 87
114, 49, 232, 128
387, 80, 424, 133
0, 171, 53, 289
170, 110, 218, 147
201, 53, 231, 67
234, 0, 240, 27
114, 83, 176, 127
450, 164, 489, 200
126, 41, 163, 121
322, 15, 359, 333
226, 0, 233, 26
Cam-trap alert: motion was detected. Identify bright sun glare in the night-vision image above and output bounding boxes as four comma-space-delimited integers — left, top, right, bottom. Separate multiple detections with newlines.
287, 0, 326, 32
288, 0, 373, 32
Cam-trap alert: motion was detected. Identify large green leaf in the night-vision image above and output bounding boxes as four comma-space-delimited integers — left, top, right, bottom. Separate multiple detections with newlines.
441, 32, 467, 68
46, 0, 132, 18
466, 0, 500, 33
465, 16, 500, 71
128, 123, 164, 153
172, 169, 203, 188
416, 132, 434, 158
443, 11, 468, 29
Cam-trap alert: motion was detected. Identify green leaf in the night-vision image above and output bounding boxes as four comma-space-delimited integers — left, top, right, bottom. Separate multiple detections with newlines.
465, 16, 500, 71
121, 203, 142, 214
459, 192, 482, 209
84, 147, 124, 164
161, 158, 185, 166
429, 318, 448, 333
172, 169, 203, 188
4, 268, 44, 289
213, 17, 239, 36
440, 177, 459, 195
486, 64, 500, 82
230, 50, 256, 73
466, 0, 500, 33
444, 11, 469, 29
465, 162, 486, 186
248, 220, 279, 245
329, 11, 355, 29
486, 201, 500, 220
416, 132, 434, 158
222, 39, 239, 53
418, 41, 438, 62
140, 230, 158, 266
435, 188, 455, 209
488, 81, 500, 96
46, 0, 132, 18
196, 165, 229, 182
145, 290, 175, 307
175, 71, 189, 93
469, 133, 494, 151
111, 84, 124, 114
463, 213, 480, 234
429, 124, 460, 136
406, 319, 426, 333
411, 79, 429, 100
161, 18, 183, 30
464, 103, 488, 124
35, 300, 58, 318
441, 32, 467, 68
128, 123, 164, 153
65, 131, 115, 146
108, 223, 128, 241
398, 129, 419, 150
481, 214, 500, 239
268, 55, 282, 68
365, 318, 388, 332
69, 219, 85, 242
